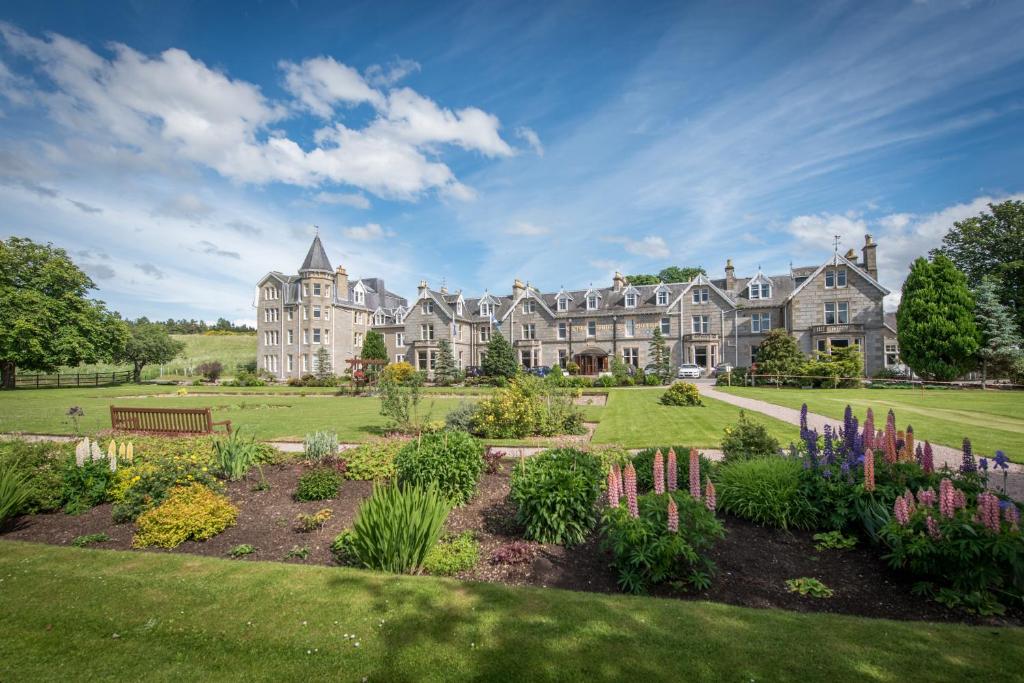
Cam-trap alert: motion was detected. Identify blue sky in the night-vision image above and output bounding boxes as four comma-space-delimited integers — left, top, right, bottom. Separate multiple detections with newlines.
1, 0, 1023, 324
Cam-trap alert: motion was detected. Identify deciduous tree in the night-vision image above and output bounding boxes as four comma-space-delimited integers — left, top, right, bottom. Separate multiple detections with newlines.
754, 329, 804, 382
113, 321, 185, 383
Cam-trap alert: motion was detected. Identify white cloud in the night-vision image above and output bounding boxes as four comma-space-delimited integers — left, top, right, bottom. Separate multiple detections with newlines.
365, 58, 421, 88
153, 193, 215, 221
785, 213, 868, 249
313, 191, 371, 209
505, 221, 549, 236
515, 126, 544, 156
280, 56, 384, 116
625, 235, 670, 259
342, 222, 389, 241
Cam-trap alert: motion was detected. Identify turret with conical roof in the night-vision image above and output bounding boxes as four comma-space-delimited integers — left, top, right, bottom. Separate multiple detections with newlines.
299, 233, 333, 275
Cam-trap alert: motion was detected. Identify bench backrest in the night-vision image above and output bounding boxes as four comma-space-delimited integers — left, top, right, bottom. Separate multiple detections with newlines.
110, 406, 214, 434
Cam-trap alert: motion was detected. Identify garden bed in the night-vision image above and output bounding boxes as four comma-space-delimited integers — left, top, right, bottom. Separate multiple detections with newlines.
2, 461, 1017, 627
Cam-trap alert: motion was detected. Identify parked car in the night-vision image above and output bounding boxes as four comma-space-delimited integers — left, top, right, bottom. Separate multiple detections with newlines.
677, 364, 702, 379
713, 362, 733, 377
527, 366, 552, 378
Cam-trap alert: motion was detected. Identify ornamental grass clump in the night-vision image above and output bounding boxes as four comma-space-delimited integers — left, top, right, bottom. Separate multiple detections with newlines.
509, 448, 604, 545
303, 431, 338, 464
212, 430, 263, 481
716, 457, 817, 530
343, 483, 452, 574
0, 461, 31, 525
133, 484, 237, 548
395, 430, 484, 506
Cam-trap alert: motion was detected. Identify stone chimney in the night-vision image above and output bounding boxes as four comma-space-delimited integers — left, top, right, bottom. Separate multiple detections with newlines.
612, 271, 625, 291
861, 234, 878, 280
512, 278, 526, 297
440, 284, 449, 295
418, 280, 429, 297
844, 248, 858, 264
725, 259, 735, 291
335, 265, 349, 300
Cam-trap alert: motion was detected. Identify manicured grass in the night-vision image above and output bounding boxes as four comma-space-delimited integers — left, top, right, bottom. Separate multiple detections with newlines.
0, 386, 462, 441
1, 542, 1020, 682
591, 388, 796, 448
719, 386, 1024, 456
60, 333, 256, 380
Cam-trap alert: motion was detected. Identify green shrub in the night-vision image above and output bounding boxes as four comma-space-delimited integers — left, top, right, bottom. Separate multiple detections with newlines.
228, 543, 256, 558
295, 467, 343, 501
643, 373, 662, 386
212, 430, 263, 481
133, 484, 238, 548
395, 431, 483, 506
344, 483, 452, 573
0, 460, 32, 525
601, 490, 724, 594
813, 531, 857, 551
720, 411, 781, 461
0, 440, 65, 513
303, 431, 338, 464
715, 366, 748, 386
444, 402, 478, 432
226, 371, 265, 387
631, 447, 713, 494
71, 533, 110, 547
660, 382, 702, 406
342, 439, 404, 481
330, 530, 357, 565
716, 457, 816, 530
470, 375, 584, 439
595, 375, 616, 388
62, 457, 115, 515
423, 531, 479, 576
109, 438, 222, 522
295, 508, 332, 532
509, 448, 604, 546
786, 577, 834, 598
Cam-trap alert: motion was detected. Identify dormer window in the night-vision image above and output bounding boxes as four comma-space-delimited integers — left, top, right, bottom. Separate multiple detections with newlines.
692, 288, 709, 304
354, 289, 365, 304
656, 290, 668, 306
480, 302, 493, 317
422, 300, 434, 315
624, 293, 637, 308
825, 268, 847, 288
523, 300, 536, 314
587, 295, 599, 310
456, 301, 463, 315
557, 297, 568, 311
749, 283, 771, 300
374, 312, 386, 325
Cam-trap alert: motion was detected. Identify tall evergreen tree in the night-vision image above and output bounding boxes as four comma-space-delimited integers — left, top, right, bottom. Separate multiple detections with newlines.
647, 327, 672, 384
896, 254, 980, 381
314, 345, 332, 380
360, 330, 387, 381
433, 339, 457, 386
974, 275, 1023, 386
481, 330, 518, 380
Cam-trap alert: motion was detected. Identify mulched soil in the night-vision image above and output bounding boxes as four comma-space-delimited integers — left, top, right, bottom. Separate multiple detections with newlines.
3, 462, 1020, 627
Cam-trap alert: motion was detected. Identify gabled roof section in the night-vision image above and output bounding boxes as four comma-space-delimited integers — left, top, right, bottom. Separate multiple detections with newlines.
554, 288, 575, 301
418, 289, 456, 320
785, 252, 890, 302
257, 271, 289, 286
668, 273, 736, 310
747, 270, 773, 288
299, 235, 333, 273
500, 285, 555, 321
477, 292, 500, 310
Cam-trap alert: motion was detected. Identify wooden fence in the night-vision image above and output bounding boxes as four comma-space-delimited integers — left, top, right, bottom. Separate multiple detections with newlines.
11, 370, 134, 389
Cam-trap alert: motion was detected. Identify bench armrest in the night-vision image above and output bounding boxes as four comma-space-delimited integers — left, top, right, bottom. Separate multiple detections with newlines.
211, 420, 233, 434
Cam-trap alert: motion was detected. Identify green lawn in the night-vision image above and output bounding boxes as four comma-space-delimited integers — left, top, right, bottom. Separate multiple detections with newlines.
718, 387, 1024, 456
591, 388, 797, 449
1, 542, 1020, 682
60, 333, 257, 380
0, 385, 463, 441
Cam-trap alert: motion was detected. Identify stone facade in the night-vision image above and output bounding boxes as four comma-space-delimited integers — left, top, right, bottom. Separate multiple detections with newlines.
255, 234, 898, 380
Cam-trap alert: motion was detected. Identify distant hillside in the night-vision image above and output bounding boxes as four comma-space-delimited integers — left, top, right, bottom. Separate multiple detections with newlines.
60, 333, 256, 381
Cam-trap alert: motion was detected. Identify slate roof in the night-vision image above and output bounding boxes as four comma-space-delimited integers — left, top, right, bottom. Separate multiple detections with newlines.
299, 235, 333, 273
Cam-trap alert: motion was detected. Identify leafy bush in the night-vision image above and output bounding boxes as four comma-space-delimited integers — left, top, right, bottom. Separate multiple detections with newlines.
509, 448, 604, 546
601, 490, 724, 594
800, 345, 864, 388
0, 440, 65, 513
0, 461, 32, 525
226, 371, 265, 387
109, 438, 222, 522
212, 430, 263, 481
715, 366, 748, 386
423, 531, 479, 576
720, 411, 781, 461
295, 508, 333, 532
716, 457, 816, 530
395, 431, 483, 506
378, 371, 425, 432
228, 543, 256, 558
344, 483, 452, 573
62, 457, 115, 515
595, 375, 616, 388
643, 372, 662, 386
133, 484, 238, 548
631, 447, 713, 494
284, 546, 310, 560
444, 402, 478, 432
71, 533, 110, 547
196, 361, 223, 381
295, 467, 343, 501
471, 375, 584, 439
489, 540, 540, 565
786, 577, 834, 598
660, 382, 702, 406
813, 531, 857, 551
381, 361, 415, 384
341, 439, 405, 481
303, 431, 338, 464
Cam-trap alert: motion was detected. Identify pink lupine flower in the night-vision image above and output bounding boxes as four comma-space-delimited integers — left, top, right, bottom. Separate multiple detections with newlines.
607, 468, 620, 508
863, 408, 875, 451
916, 488, 936, 508
876, 430, 885, 450
613, 463, 624, 499
624, 462, 639, 518
977, 492, 1001, 533
922, 442, 934, 474
1005, 503, 1020, 531
903, 489, 916, 515
926, 515, 941, 540
863, 449, 875, 492
939, 479, 956, 518
689, 448, 701, 500
667, 448, 678, 492
705, 478, 716, 512
884, 422, 898, 464
653, 449, 665, 495
953, 489, 966, 511
904, 426, 915, 463
893, 495, 910, 526
667, 497, 679, 532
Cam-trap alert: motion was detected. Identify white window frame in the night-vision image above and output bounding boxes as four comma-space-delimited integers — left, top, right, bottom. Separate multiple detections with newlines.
422, 300, 434, 315
302, 330, 309, 345
522, 323, 536, 340
287, 354, 293, 372
657, 290, 668, 306
751, 313, 771, 333
624, 319, 635, 337
587, 295, 599, 310
660, 317, 670, 335
557, 297, 568, 311
622, 347, 639, 367
479, 327, 490, 343
421, 324, 434, 341
587, 320, 596, 337
691, 315, 709, 334
557, 322, 567, 340
692, 288, 709, 304
624, 293, 637, 308
480, 302, 493, 317
313, 283, 321, 296
396, 332, 405, 347
287, 329, 294, 345
522, 300, 536, 314
313, 328, 321, 344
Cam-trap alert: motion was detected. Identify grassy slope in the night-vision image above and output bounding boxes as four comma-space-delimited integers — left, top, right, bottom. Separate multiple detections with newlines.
591, 388, 797, 448
1, 542, 1021, 682
718, 387, 1024, 456
0, 386, 463, 441
59, 334, 257, 380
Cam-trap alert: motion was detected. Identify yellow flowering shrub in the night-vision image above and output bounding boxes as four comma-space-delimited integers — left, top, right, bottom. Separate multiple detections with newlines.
470, 376, 584, 438
133, 484, 238, 548
109, 437, 222, 522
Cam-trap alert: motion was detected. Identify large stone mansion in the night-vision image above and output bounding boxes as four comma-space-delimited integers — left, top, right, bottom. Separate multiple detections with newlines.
255, 233, 900, 379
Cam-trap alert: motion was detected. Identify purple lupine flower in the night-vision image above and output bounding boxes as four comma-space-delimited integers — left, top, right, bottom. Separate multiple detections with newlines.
893, 496, 910, 526
960, 438, 976, 474
979, 457, 989, 473
805, 428, 819, 469
915, 443, 924, 467
993, 450, 1009, 470
799, 403, 809, 440
926, 515, 941, 540
823, 425, 835, 466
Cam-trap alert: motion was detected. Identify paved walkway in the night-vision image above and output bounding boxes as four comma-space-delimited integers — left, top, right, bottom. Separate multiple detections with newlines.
699, 383, 1023, 499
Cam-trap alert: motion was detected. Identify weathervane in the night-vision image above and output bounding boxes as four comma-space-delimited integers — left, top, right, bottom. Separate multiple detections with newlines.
833, 234, 841, 253
313, 224, 320, 237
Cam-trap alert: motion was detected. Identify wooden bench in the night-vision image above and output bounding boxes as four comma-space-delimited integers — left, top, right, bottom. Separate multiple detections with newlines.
110, 406, 232, 435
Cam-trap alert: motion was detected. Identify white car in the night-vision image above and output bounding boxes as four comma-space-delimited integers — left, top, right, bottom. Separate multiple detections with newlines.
677, 363, 702, 379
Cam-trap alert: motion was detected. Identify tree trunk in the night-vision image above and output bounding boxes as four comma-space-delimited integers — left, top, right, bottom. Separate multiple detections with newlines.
133, 362, 143, 384
0, 361, 15, 390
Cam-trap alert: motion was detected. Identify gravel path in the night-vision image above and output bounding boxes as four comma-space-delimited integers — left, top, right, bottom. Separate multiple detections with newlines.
698, 383, 1023, 500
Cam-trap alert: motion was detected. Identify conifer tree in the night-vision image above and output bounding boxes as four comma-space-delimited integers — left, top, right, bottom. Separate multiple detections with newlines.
433, 339, 457, 386
481, 330, 518, 380
896, 254, 979, 381
647, 327, 672, 384
974, 275, 1023, 386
